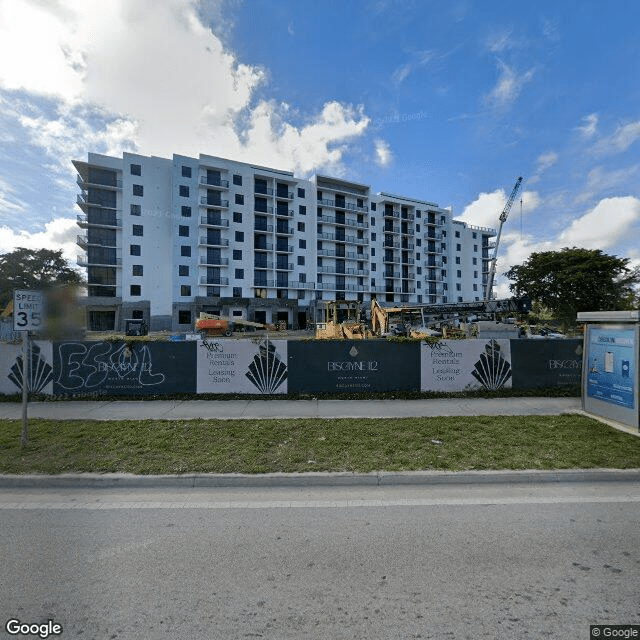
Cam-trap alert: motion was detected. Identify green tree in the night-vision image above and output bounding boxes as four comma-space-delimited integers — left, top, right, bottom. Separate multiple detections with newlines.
505, 247, 639, 327
0, 247, 84, 309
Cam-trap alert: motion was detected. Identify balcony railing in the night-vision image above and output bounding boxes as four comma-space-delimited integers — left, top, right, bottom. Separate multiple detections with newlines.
199, 256, 229, 266
199, 176, 229, 188
76, 213, 121, 228
200, 196, 229, 208
76, 174, 122, 189
200, 276, 229, 285
199, 216, 229, 228
76, 253, 122, 267
199, 236, 229, 247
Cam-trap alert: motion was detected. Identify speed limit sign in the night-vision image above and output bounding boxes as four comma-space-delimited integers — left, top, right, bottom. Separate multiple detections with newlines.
13, 290, 44, 332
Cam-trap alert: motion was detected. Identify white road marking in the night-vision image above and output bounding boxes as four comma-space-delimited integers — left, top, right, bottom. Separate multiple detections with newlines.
1, 495, 639, 509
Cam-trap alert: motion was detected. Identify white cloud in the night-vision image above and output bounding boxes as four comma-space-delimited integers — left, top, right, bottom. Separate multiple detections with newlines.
577, 113, 598, 138
599, 120, 640, 154
485, 60, 535, 108
528, 151, 558, 184
458, 189, 506, 229
0, 217, 80, 265
374, 139, 393, 167
558, 196, 640, 249
0, 0, 371, 177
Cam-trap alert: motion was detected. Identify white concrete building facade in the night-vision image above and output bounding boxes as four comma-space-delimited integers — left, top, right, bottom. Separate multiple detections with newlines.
74, 152, 496, 332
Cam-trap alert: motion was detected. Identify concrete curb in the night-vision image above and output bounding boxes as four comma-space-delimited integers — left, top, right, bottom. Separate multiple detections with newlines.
1, 468, 639, 489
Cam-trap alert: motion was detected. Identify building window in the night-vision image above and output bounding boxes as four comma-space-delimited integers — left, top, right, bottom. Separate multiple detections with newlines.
297, 256, 305, 265
371, 232, 376, 241
299, 273, 306, 283
181, 245, 191, 257
181, 206, 191, 217
179, 265, 189, 276
371, 247, 375, 257
130, 244, 141, 256
233, 250, 242, 260
178, 310, 192, 324
474, 245, 478, 252
233, 287, 242, 297
298, 187, 305, 198
297, 221, 305, 232
233, 211, 242, 223
233, 174, 242, 186
132, 224, 143, 236
179, 225, 189, 237
299, 205, 306, 215
455, 231, 460, 238
456, 243, 461, 251
235, 269, 244, 279
180, 285, 191, 296
181, 165, 191, 178
299, 239, 306, 249
132, 265, 143, 276
130, 163, 141, 176
130, 284, 141, 296
371, 203, 376, 211
455, 257, 461, 265
457, 270, 462, 278
235, 194, 244, 205
179, 185, 189, 197
133, 184, 143, 196
235, 231, 244, 242
130, 204, 141, 216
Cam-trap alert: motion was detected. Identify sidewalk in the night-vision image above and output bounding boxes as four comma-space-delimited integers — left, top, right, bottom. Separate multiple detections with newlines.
0, 397, 582, 420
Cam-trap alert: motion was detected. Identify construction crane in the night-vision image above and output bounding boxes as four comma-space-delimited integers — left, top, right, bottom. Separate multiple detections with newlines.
485, 176, 523, 300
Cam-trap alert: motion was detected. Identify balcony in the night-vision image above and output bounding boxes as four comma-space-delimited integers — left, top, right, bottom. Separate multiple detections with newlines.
383, 226, 400, 234
199, 216, 229, 228
254, 223, 274, 232
289, 282, 314, 289
254, 242, 274, 251
275, 226, 294, 236
276, 190, 294, 200
318, 214, 368, 229
199, 256, 229, 266
76, 193, 119, 212
383, 255, 400, 264
275, 208, 294, 218
254, 261, 274, 270
200, 276, 229, 286
199, 176, 229, 188
76, 174, 122, 189
383, 209, 400, 219
254, 186, 274, 196
77, 253, 122, 267
199, 236, 229, 247
274, 244, 294, 254
199, 196, 229, 209
76, 213, 121, 228
254, 205, 274, 214
275, 262, 294, 271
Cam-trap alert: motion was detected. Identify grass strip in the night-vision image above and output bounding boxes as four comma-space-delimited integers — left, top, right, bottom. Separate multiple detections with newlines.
1, 415, 639, 475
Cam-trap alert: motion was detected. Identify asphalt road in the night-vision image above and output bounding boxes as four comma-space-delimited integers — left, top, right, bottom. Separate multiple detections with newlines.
1, 481, 639, 639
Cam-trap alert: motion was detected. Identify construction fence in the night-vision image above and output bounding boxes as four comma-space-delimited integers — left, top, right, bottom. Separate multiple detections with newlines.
0, 338, 583, 397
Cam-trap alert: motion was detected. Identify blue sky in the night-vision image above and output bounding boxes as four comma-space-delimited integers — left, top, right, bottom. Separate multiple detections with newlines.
0, 0, 639, 296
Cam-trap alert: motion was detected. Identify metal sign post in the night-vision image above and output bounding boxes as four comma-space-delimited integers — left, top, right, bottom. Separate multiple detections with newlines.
13, 290, 44, 446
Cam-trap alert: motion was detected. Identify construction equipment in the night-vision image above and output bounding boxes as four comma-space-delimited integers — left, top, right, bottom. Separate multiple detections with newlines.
370, 297, 531, 338
315, 300, 371, 339
195, 313, 266, 337
485, 176, 523, 300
